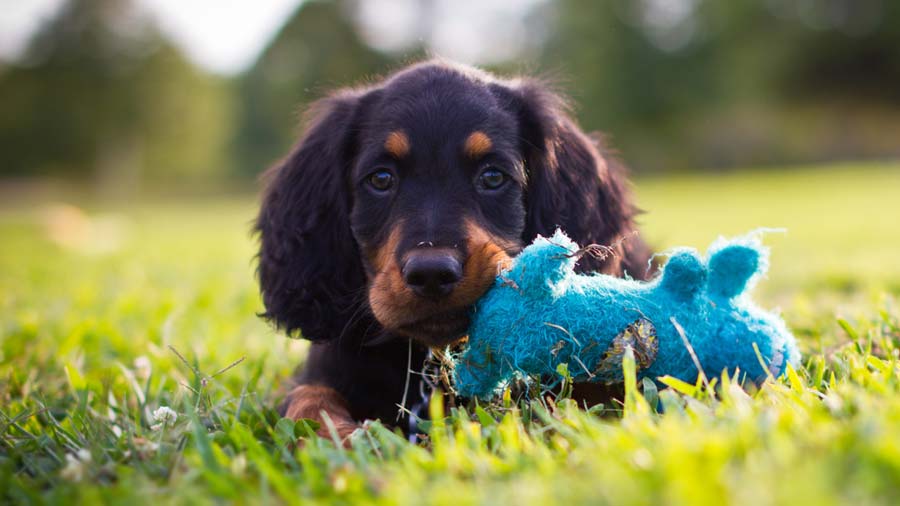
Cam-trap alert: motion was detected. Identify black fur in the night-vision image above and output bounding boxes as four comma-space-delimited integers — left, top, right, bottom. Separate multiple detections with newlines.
257, 91, 372, 342
493, 79, 646, 275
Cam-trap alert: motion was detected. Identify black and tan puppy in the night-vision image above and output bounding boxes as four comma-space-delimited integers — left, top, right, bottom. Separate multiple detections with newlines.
256, 60, 651, 439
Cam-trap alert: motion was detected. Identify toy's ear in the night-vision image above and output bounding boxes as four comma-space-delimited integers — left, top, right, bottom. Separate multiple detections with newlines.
505, 229, 579, 295
707, 240, 767, 299
658, 249, 707, 302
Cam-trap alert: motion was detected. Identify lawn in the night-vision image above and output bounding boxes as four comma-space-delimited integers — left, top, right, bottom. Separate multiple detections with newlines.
2, 162, 899, 505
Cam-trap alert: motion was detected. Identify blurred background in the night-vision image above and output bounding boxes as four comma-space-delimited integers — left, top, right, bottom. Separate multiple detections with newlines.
2, 0, 899, 308
2, 0, 899, 190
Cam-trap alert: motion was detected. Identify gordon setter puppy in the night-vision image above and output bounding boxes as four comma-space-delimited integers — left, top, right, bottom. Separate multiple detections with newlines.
256, 60, 651, 440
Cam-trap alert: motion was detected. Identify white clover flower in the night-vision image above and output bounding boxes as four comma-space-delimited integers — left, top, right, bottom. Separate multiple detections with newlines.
230, 454, 248, 475
60, 449, 91, 482
133, 356, 152, 380
151, 406, 177, 430
824, 393, 844, 414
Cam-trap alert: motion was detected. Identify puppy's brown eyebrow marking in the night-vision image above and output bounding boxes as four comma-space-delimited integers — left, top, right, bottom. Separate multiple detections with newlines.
384, 130, 410, 158
464, 131, 493, 159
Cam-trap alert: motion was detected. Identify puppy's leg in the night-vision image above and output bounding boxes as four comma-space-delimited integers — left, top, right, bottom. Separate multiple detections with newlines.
281, 339, 427, 444
282, 384, 359, 441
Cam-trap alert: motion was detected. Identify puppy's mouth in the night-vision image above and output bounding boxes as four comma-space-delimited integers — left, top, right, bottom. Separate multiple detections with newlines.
394, 307, 471, 347
365, 219, 517, 347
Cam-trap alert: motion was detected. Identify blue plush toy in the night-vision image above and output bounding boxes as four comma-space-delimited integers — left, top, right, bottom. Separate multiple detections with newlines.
453, 230, 800, 399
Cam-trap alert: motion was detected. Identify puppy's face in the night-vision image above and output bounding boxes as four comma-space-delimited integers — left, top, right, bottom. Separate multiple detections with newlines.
349, 69, 526, 346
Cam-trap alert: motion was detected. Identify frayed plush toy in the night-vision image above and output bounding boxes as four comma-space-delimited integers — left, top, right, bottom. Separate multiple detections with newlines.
452, 230, 800, 399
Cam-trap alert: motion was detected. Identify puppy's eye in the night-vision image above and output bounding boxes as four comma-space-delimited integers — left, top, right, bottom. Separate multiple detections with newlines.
478, 168, 508, 191
367, 170, 395, 192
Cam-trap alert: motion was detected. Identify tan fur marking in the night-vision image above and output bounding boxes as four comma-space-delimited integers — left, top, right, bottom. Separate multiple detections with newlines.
464, 131, 493, 159
371, 224, 403, 273
283, 385, 357, 440
367, 217, 517, 334
368, 224, 408, 329
455, 219, 514, 302
384, 130, 410, 158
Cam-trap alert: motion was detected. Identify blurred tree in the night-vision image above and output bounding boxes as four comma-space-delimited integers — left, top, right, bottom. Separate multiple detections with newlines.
4, 0, 898, 182
232, 0, 396, 176
537, 0, 718, 171
0, 0, 233, 183
694, 0, 900, 166
768, 0, 900, 102
537, 0, 900, 171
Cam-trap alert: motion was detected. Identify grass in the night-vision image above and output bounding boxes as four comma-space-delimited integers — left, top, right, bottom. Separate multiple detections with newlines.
2, 162, 900, 505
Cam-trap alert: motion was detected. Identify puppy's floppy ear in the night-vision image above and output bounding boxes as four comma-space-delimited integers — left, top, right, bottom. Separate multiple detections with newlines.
256, 90, 370, 341
495, 79, 651, 277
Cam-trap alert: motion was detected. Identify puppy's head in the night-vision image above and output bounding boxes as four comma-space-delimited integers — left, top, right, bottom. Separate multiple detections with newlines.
257, 61, 640, 347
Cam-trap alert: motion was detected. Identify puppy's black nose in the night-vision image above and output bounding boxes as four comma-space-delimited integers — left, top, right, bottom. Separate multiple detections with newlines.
402, 250, 463, 299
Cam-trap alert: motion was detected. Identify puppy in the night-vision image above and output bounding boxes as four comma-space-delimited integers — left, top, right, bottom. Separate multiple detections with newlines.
256, 60, 651, 439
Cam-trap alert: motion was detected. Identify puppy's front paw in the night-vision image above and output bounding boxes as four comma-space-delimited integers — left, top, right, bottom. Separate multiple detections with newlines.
284, 385, 359, 446
326, 418, 361, 446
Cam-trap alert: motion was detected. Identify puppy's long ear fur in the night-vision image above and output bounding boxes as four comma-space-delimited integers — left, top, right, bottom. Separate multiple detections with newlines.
498, 79, 652, 278
256, 90, 369, 341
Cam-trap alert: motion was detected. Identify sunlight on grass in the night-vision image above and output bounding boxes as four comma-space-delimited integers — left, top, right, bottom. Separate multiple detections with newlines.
1, 163, 899, 504
636, 162, 900, 292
